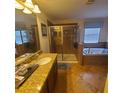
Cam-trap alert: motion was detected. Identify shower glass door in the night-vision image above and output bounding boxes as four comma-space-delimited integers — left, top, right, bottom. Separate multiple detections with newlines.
62, 25, 78, 61
50, 25, 78, 61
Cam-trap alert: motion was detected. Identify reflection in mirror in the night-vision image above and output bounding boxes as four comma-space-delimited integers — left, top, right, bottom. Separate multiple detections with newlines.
15, 9, 40, 58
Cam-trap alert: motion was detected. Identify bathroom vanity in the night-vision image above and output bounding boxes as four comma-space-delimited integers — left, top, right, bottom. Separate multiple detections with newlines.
15, 52, 57, 93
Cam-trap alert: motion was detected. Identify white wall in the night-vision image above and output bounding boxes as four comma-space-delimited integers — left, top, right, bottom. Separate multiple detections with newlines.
52, 19, 85, 43
15, 14, 36, 25
78, 21, 84, 43
83, 18, 108, 43
36, 13, 50, 52
15, 10, 36, 27
53, 18, 108, 43
100, 18, 108, 42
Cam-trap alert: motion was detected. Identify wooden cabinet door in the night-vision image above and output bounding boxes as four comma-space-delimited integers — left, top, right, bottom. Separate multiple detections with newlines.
48, 65, 55, 93
47, 59, 57, 93
40, 83, 49, 93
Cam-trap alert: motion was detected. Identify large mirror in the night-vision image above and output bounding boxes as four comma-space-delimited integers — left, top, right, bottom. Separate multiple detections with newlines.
15, 9, 40, 58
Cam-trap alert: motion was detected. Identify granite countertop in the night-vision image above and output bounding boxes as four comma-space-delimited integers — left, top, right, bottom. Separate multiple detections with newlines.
15, 53, 57, 93
15, 53, 34, 66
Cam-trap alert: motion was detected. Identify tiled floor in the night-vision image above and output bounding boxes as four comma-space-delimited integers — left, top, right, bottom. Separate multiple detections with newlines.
54, 63, 108, 93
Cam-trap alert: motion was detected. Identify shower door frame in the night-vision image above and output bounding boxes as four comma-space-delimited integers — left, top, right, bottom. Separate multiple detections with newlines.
49, 25, 78, 61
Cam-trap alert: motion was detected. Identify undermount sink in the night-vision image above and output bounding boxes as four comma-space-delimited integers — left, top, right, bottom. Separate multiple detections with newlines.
37, 57, 52, 65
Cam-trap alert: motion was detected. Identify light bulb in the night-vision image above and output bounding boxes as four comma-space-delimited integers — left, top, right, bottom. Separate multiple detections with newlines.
24, 0, 34, 9
15, 1, 24, 9
23, 7, 32, 14
33, 5, 41, 13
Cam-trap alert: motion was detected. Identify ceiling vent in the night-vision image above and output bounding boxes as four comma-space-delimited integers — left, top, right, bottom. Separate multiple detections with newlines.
86, 0, 95, 4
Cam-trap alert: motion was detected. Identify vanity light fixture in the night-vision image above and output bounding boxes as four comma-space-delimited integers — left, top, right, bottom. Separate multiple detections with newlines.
24, 0, 34, 9
15, 0, 41, 14
33, 5, 41, 13
23, 7, 32, 14
15, 0, 24, 9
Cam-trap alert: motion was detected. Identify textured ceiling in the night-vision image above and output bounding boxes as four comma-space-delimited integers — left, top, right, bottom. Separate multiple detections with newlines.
36, 0, 107, 21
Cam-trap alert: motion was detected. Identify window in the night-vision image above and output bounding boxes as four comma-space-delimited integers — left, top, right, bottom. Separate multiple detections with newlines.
84, 28, 100, 43
15, 30, 30, 45
15, 31, 22, 44
21, 30, 29, 43
84, 21, 102, 43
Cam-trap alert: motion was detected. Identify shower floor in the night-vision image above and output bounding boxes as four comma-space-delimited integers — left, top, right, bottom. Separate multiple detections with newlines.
57, 54, 78, 63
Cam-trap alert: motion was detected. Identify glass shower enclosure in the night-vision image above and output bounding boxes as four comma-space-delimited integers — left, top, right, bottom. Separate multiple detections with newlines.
49, 25, 78, 61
